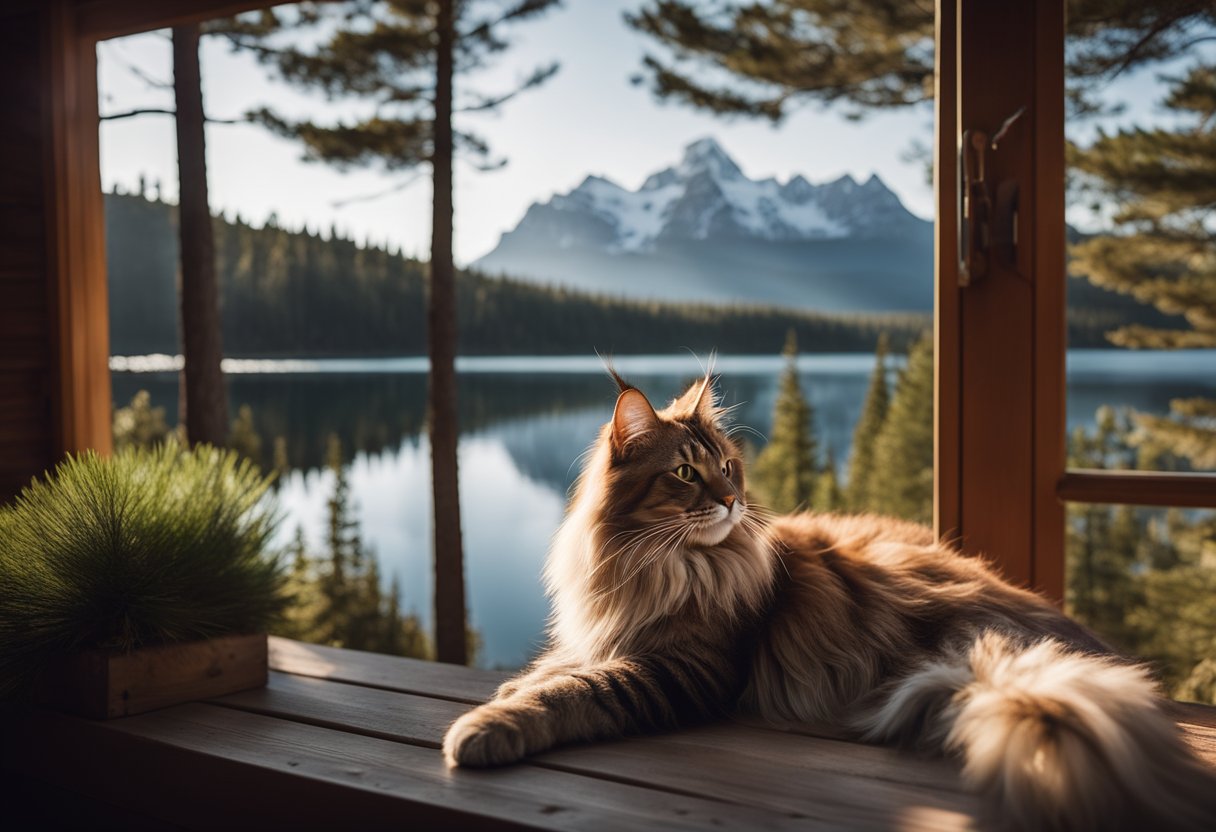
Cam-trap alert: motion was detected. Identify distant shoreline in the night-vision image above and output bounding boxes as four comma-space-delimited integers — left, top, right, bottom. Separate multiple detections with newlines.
110, 349, 1216, 377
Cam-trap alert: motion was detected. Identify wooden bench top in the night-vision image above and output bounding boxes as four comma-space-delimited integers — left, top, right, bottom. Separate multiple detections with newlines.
5, 636, 1214, 830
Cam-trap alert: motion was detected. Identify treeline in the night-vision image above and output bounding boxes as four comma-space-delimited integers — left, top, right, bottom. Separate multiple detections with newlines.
106, 192, 1163, 357
107, 192, 926, 357
749, 330, 933, 524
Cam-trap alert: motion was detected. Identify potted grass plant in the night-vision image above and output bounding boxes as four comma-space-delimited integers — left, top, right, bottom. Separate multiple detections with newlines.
0, 444, 286, 718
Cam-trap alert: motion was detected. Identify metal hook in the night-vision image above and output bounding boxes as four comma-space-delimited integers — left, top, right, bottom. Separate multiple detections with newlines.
959, 105, 1027, 286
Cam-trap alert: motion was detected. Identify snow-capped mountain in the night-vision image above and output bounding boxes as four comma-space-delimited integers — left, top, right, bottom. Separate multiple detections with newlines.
475, 138, 933, 312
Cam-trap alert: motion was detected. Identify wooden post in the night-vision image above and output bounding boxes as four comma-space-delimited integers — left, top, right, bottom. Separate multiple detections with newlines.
45, 0, 113, 460
936, 0, 1066, 598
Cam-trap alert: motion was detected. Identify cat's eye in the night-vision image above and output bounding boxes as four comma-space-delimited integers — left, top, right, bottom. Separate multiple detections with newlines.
722, 460, 734, 477
674, 464, 698, 482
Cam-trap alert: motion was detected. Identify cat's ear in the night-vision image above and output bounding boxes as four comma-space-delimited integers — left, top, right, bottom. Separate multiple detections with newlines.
674, 374, 719, 424
611, 388, 660, 450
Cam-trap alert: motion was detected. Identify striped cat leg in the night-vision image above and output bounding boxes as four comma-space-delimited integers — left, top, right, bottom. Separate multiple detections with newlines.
493, 655, 577, 700
443, 651, 735, 767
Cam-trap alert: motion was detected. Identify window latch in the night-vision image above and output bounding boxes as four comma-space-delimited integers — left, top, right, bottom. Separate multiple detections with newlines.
959, 106, 1026, 287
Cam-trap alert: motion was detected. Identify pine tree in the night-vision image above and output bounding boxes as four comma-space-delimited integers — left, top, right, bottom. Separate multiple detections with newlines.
752, 331, 818, 513
228, 404, 263, 464
845, 332, 890, 511
812, 446, 843, 512
868, 332, 933, 524
319, 434, 360, 643
227, 0, 561, 665
627, 1, 1215, 120
275, 436, 434, 658
112, 390, 173, 452
1070, 64, 1216, 472
172, 24, 230, 447
100, 25, 245, 447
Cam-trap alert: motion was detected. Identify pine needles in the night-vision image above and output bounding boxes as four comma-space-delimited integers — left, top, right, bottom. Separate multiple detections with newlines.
0, 444, 285, 697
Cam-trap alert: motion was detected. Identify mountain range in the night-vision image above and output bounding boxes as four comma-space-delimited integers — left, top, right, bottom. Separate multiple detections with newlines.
474, 138, 934, 312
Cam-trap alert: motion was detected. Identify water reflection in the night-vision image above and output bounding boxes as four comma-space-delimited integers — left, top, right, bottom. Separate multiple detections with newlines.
111, 350, 1216, 668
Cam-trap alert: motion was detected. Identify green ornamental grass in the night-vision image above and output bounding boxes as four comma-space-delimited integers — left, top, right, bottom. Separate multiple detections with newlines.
0, 444, 286, 696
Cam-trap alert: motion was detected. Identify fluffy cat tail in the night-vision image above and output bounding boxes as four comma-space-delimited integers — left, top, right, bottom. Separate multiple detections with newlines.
860, 631, 1216, 831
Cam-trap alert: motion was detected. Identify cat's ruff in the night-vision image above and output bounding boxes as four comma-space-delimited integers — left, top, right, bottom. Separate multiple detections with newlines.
442, 374, 1216, 832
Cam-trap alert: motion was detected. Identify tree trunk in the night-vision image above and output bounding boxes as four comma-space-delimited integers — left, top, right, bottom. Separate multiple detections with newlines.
429, 0, 468, 665
172, 24, 228, 446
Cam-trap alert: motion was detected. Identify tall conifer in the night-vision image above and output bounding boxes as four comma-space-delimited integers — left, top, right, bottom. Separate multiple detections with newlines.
227, 0, 561, 664
752, 331, 818, 513
845, 332, 890, 511
812, 447, 843, 512
173, 24, 229, 446
868, 332, 933, 524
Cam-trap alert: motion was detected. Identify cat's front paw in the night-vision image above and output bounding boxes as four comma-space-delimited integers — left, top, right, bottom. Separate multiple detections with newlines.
443, 703, 530, 768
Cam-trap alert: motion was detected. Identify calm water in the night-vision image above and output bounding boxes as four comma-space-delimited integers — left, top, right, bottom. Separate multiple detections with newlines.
111, 350, 1216, 669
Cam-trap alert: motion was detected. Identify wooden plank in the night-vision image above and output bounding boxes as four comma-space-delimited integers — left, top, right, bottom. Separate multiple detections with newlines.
0, 304, 49, 338
44, 1, 113, 459
0, 369, 50, 405
268, 635, 506, 703
1030, 0, 1067, 603
0, 346, 51, 372
933, 0, 961, 540
0, 440, 52, 472
4, 704, 809, 831
233, 672, 968, 794
214, 671, 980, 829
1057, 470, 1216, 508
36, 633, 267, 719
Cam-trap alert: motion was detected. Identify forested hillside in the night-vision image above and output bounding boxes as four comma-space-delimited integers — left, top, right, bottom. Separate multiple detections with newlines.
105, 192, 1170, 356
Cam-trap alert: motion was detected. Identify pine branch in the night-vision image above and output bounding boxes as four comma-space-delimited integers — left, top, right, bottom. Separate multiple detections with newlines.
100, 107, 246, 125
456, 61, 559, 113
330, 172, 427, 208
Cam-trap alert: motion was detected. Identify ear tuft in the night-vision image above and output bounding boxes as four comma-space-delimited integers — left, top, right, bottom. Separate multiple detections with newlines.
611, 388, 659, 449
673, 374, 719, 423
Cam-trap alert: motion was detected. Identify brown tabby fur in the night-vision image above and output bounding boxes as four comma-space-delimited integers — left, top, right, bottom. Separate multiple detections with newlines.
443, 374, 1216, 831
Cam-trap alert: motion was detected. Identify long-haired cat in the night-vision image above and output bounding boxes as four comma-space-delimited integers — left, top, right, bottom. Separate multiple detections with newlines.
443, 372, 1216, 830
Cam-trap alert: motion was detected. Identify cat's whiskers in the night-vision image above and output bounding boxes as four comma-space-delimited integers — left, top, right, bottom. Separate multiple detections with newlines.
724, 423, 767, 442
607, 524, 694, 598
584, 517, 686, 585
595, 521, 693, 600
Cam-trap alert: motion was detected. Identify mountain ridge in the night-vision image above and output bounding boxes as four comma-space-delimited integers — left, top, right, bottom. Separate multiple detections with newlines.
474, 137, 934, 311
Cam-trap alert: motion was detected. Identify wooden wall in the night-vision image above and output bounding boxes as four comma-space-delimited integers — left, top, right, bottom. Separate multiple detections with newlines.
0, 7, 55, 502
0, 1, 114, 504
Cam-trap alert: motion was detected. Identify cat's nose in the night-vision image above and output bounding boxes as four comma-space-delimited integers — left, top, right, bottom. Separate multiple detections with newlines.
722, 495, 735, 508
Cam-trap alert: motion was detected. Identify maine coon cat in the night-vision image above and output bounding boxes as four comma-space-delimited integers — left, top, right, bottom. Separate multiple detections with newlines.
443, 372, 1216, 830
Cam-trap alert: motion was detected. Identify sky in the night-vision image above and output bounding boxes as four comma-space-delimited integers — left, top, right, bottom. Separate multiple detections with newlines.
96, 0, 1196, 266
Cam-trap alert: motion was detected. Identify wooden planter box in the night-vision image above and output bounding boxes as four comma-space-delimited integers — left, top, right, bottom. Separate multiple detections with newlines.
36, 633, 267, 719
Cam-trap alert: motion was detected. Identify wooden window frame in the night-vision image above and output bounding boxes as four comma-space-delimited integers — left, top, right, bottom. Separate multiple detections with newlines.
936, 0, 1216, 603
34, 0, 1215, 598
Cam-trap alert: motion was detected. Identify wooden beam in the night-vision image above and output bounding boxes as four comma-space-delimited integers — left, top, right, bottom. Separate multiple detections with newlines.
74, 0, 278, 41
1030, 0, 1067, 602
946, 0, 1065, 596
45, 0, 112, 457
1057, 470, 1216, 508
933, 0, 961, 540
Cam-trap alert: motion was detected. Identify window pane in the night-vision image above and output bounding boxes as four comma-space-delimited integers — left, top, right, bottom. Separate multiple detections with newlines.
1065, 20, 1216, 473
101, 4, 935, 666
1066, 503, 1216, 704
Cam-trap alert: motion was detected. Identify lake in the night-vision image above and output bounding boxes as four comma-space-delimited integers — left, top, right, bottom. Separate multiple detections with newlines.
111, 349, 1216, 669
